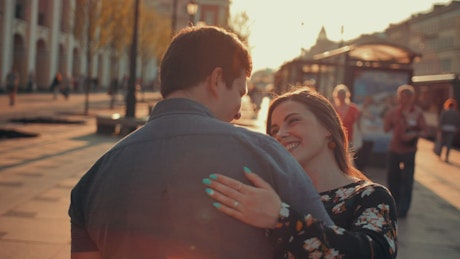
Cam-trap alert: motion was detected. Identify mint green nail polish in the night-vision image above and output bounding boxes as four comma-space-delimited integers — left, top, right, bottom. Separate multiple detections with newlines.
202, 178, 212, 185
205, 188, 214, 195
213, 202, 221, 208
243, 166, 252, 174
209, 174, 218, 180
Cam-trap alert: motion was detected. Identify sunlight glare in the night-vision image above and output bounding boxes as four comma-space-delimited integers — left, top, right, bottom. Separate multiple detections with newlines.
230, 0, 452, 72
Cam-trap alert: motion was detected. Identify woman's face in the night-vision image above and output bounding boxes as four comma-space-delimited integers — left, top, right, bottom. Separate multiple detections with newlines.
269, 100, 330, 167
398, 91, 414, 105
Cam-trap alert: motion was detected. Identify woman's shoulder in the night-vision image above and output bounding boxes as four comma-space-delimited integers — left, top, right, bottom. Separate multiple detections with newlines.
320, 180, 392, 198
355, 180, 389, 191
354, 181, 395, 202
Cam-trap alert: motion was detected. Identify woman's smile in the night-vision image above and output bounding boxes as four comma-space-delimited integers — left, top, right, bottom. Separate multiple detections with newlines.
284, 142, 300, 152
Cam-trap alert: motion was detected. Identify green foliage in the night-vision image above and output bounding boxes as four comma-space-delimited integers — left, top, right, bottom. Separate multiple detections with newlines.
99, 0, 132, 55
227, 11, 251, 45
74, 0, 171, 67
139, 4, 170, 66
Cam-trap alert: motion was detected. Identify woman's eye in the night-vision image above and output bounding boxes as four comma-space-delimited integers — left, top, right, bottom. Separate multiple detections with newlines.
287, 117, 299, 125
270, 129, 279, 136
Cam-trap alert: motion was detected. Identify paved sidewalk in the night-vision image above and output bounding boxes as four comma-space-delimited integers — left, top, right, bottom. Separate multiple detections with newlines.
0, 92, 459, 258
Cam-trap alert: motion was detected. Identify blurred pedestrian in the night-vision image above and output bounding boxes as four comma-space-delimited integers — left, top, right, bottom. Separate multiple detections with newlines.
331, 84, 372, 170
332, 84, 361, 149
6, 69, 19, 106
435, 98, 460, 163
136, 78, 144, 102
26, 72, 35, 92
108, 77, 119, 109
383, 84, 428, 218
60, 74, 71, 100
68, 26, 331, 258
248, 85, 264, 113
76, 74, 85, 92
50, 72, 62, 100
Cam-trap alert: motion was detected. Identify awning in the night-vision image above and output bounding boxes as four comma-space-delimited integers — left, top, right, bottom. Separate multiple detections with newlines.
313, 42, 420, 64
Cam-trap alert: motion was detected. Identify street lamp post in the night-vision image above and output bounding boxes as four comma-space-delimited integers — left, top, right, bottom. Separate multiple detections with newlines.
84, 0, 93, 115
186, 0, 198, 26
171, 0, 178, 38
125, 0, 140, 118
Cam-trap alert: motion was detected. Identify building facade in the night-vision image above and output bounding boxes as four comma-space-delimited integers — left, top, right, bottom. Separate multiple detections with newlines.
1, 0, 76, 91
150, 0, 229, 30
385, 1, 460, 76
274, 1, 460, 93
0, 0, 230, 92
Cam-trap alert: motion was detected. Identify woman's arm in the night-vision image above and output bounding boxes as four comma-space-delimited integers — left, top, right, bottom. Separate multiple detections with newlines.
203, 168, 398, 258
271, 184, 397, 258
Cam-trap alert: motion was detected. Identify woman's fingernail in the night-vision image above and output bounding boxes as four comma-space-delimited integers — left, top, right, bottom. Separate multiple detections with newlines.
202, 178, 212, 185
243, 166, 252, 174
213, 202, 221, 208
205, 188, 214, 195
209, 174, 218, 180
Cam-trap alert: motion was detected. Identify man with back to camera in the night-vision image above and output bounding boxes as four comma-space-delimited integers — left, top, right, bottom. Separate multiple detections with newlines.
69, 26, 332, 259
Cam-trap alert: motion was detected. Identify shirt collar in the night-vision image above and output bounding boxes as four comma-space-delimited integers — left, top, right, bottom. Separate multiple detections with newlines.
149, 98, 214, 121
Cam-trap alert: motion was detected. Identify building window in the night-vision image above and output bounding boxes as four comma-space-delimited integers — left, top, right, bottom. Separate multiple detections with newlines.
200, 5, 219, 26
15, 3, 24, 19
439, 36, 454, 49
38, 0, 48, 26
38, 13, 46, 26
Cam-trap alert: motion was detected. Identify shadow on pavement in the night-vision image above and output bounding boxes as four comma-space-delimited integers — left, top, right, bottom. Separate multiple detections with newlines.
9, 117, 86, 124
0, 129, 39, 139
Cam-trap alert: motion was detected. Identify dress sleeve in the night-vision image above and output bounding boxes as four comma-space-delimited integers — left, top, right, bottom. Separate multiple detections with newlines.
268, 185, 398, 259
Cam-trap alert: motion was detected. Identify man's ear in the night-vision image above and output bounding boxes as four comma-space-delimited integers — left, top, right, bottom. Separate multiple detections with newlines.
208, 67, 223, 98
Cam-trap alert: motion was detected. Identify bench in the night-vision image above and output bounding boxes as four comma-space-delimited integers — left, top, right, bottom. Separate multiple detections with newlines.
96, 114, 147, 136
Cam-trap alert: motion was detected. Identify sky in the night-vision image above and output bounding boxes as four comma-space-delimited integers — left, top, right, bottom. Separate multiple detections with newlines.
230, 0, 453, 72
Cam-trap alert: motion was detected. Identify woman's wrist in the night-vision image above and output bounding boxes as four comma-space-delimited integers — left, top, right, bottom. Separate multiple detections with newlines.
279, 202, 290, 219
269, 202, 290, 229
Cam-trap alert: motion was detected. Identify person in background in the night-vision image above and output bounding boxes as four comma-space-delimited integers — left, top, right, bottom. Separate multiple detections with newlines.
248, 85, 264, 113
60, 73, 71, 100
332, 84, 361, 148
6, 69, 19, 106
26, 72, 35, 92
203, 87, 397, 258
108, 77, 119, 109
69, 26, 332, 259
50, 72, 62, 100
383, 84, 428, 218
437, 98, 460, 163
332, 84, 374, 170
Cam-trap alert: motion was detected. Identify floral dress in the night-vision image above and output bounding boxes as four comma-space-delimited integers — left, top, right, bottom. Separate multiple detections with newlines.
269, 180, 398, 259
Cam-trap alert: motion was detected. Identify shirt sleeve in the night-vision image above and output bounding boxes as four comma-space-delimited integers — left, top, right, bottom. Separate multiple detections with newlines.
68, 157, 106, 253
71, 222, 99, 252
268, 185, 398, 259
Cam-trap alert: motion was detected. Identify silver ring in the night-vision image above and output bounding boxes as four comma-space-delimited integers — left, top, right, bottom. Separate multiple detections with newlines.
233, 200, 239, 209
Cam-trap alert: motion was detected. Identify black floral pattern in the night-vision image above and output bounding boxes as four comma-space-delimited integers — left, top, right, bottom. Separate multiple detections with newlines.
270, 180, 398, 259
